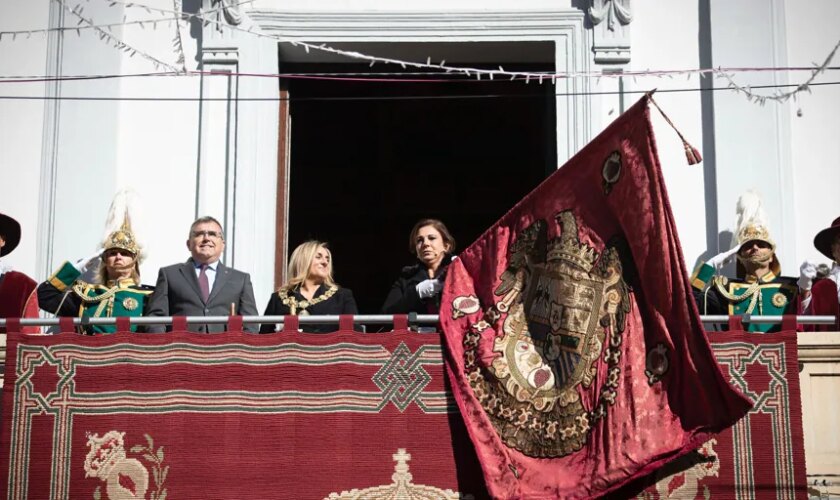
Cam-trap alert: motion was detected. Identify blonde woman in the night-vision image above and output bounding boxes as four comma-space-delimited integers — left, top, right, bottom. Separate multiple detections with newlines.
260, 241, 357, 333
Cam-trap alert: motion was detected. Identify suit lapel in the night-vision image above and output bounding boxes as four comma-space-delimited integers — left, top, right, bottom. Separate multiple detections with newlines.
207, 262, 231, 306
179, 260, 205, 304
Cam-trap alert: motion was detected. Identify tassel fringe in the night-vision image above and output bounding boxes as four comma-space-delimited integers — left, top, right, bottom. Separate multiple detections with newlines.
647, 93, 703, 165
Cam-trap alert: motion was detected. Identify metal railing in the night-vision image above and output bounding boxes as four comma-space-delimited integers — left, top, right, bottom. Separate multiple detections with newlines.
0, 314, 836, 328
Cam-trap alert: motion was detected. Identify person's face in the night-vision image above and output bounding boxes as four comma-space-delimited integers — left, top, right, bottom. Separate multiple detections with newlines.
103, 248, 135, 279
187, 221, 225, 264
0, 234, 5, 253
307, 246, 331, 283
415, 225, 450, 268
738, 239, 772, 259
832, 234, 840, 263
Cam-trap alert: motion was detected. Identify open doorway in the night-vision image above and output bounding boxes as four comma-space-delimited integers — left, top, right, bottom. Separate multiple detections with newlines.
281, 43, 557, 314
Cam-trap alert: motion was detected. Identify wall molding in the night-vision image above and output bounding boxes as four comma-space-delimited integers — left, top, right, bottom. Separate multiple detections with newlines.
247, 7, 592, 162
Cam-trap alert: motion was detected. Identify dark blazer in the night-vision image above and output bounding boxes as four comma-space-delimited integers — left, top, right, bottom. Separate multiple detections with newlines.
381, 254, 453, 314
145, 259, 258, 333
260, 285, 358, 333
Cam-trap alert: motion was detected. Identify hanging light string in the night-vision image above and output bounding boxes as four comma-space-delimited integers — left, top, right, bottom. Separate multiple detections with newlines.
0, 67, 838, 85
719, 37, 840, 105
54, 0, 181, 73
0, 0, 838, 105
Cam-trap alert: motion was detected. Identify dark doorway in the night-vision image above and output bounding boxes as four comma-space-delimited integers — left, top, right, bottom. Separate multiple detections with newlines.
284, 57, 556, 314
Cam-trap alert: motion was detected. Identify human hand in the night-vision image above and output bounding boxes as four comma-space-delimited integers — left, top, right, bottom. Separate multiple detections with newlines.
798, 260, 818, 290
706, 246, 739, 269
416, 278, 443, 299
72, 251, 102, 273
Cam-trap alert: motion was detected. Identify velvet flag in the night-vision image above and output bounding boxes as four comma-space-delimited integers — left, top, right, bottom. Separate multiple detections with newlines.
440, 95, 753, 498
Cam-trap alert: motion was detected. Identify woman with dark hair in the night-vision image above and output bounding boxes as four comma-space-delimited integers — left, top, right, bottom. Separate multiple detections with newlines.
382, 219, 456, 314
260, 240, 357, 333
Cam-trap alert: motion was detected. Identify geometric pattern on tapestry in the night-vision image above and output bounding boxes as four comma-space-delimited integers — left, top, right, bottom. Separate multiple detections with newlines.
712, 341, 798, 500
372, 342, 432, 412
5, 342, 452, 500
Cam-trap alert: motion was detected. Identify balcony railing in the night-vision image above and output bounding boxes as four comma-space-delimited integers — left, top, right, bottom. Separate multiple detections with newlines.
1, 315, 838, 492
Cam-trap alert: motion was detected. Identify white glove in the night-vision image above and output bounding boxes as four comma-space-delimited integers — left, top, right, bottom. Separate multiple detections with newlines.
72, 251, 102, 273
798, 260, 818, 290
416, 278, 443, 299
706, 246, 739, 269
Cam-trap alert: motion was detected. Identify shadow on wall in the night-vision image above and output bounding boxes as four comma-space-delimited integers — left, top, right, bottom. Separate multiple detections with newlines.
184, 0, 203, 64
698, 0, 720, 259
693, 230, 735, 277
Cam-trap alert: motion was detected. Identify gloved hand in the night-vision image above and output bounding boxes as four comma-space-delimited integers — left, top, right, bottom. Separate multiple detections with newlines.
798, 260, 818, 290
416, 278, 443, 299
72, 251, 102, 273
706, 246, 740, 269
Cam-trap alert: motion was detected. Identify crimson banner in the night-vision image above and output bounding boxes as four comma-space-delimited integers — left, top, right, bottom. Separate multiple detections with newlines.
440, 95, 753, 498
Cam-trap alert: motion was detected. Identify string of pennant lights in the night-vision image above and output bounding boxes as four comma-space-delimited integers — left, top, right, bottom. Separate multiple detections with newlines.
0, 0, 837, 106
54, 0, 181, 73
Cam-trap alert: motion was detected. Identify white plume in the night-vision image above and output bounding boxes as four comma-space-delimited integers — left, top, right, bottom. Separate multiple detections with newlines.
734, 190, 767, 230
100, 188, 146, 261
731, 190, 770, 250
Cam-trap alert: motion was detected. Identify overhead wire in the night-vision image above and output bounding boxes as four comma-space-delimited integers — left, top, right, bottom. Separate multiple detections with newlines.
0, 80, 838, 102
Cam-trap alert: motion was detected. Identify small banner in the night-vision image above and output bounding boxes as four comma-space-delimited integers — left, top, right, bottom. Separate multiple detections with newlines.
439, 95, 753, 498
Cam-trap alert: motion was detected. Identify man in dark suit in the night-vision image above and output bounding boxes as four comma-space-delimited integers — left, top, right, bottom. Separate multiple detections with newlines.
146, 216, 258, 332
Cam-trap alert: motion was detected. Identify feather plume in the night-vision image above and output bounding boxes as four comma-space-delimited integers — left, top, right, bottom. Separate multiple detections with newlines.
100, 188, 146, 262
731, 190, 773, 251
734, 190, 767, 231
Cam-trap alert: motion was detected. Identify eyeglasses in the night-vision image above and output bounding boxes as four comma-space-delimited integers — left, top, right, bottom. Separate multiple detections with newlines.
191, 230, 223, 239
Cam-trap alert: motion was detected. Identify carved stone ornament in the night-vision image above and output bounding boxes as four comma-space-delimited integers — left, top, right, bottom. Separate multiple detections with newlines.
588, 0, 633, 64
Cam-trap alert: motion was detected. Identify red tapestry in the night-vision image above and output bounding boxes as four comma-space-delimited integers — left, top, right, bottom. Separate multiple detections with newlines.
0, 322, 487, 500
439, 95, 753, 498
621, 330, 807, 499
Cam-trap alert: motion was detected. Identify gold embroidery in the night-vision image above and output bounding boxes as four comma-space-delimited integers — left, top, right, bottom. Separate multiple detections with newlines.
48, 275, 68, 291
73, 282, 121, 303
452, 295, 481, 319
458, 211, 630, 458
277, 285, 337, 315
771, 292, 787, 308
714, 277, 761, 315
601, 151, 622, 194
123, 297, 139, 311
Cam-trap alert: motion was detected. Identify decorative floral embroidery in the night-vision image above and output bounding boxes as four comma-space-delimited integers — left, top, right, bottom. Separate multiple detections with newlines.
327, 449, 462, 499
645, 343, 670, 385
638, 439, 720, 499
85, 431, 168, 500
771, 292, 788, 308
451, 295, 481, 319
602, 151, 622, 194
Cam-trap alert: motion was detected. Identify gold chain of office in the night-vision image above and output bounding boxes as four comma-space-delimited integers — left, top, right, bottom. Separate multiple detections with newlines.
277, 285, 338, 315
